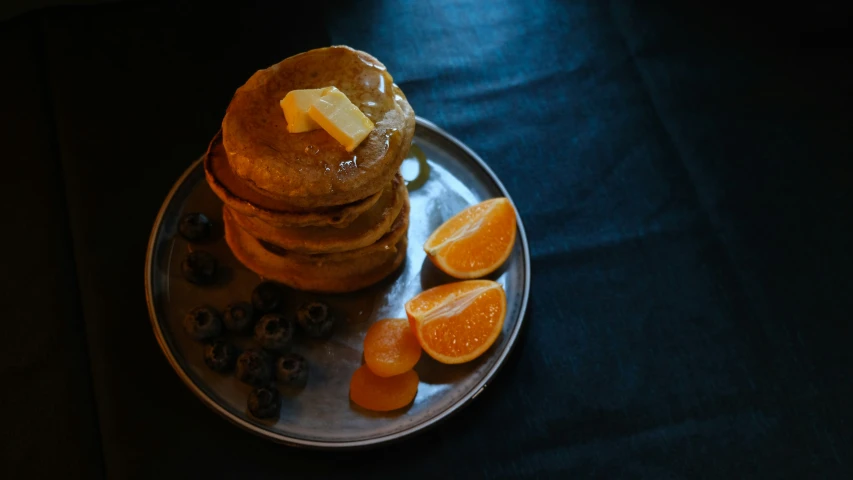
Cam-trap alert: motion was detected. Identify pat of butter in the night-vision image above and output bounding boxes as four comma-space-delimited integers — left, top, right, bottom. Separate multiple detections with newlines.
308, 87, 375, 152
280, 88, 325, 133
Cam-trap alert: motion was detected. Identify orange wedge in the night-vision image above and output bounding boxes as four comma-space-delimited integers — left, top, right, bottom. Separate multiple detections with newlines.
363, 319, 422, 377
349, 365, 419, 412
405, 280, 506, 364
423, 197, 517, 279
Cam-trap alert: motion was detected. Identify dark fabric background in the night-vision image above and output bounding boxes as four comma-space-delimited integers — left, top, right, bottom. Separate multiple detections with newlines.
1, 0, 850, 478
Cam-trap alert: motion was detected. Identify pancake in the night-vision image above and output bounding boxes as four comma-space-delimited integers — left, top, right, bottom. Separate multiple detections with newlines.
204, 131, 383, 228
246, 198, 408, 263
229, 173, 407, 254
222, 45, 416, 209
223, 204, 409, 293
233, 236, 407, 294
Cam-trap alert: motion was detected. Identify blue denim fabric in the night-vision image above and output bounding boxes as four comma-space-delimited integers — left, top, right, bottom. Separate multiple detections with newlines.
321, 0, 852, 477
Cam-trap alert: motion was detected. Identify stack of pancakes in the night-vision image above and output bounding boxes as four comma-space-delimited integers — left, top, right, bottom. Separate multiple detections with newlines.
204, 46, 416, 293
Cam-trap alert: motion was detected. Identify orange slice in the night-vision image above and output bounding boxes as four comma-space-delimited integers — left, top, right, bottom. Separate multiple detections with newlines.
363, 319, 422, 377
405, 280, 506, 364
349, 365, 419, 412
423, 197, 517, 279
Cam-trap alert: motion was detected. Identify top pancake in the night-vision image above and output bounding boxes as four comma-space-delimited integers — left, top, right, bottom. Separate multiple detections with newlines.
222, 46, 416, 209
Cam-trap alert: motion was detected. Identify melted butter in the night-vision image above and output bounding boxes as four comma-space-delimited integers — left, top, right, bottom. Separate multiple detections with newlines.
336, 156, 359, 180
335, 64, 395, 124
356, 54, 385, 71
376, 72, 386, 94
385, 129, 399, 150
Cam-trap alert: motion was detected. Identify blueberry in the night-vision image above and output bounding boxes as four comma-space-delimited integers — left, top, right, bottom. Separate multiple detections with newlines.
296, 302, 334, 338
251, 281, 284, 314
179, 212, 212, 242
275, 353, 308, 388
203, 339, 238, 372
248, 384, 281, 419
236, 348, 272, 386
223, 301, 254, 333
254, 314, 294, 352
183, 305, 222, 341
181, 250, 217, 285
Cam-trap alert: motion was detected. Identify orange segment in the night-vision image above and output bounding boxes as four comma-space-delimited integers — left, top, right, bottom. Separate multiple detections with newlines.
423, 197, 517, 279
405, 280, 506, 364
363, 319, 422, 377
349, 365, 419, 412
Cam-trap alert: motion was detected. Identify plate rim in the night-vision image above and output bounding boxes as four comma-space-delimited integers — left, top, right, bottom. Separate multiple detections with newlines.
144, 116, 531, 449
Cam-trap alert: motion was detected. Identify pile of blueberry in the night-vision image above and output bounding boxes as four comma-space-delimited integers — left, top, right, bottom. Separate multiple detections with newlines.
179, 213, 218, 285
178, 212, 333, 419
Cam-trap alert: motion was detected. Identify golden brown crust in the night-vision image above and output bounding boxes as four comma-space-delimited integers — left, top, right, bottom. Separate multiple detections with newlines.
258, 199, 409, 263
223, 206, 409, 293
228, 174, 407, 254
204, 131, 383, 228
222, 46, 415, 208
